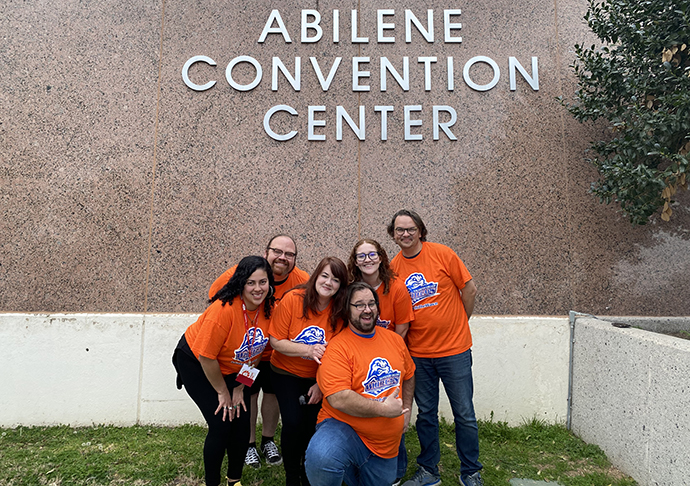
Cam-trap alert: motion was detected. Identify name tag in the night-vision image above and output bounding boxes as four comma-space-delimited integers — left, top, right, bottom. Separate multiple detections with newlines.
236, 363, 260, 386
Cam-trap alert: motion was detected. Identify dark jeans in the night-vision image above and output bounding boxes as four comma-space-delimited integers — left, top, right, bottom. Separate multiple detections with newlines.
173, 336, 251, 486
271, 369, 321, 486
397, 433, 408, 479
412, 350, 482, 477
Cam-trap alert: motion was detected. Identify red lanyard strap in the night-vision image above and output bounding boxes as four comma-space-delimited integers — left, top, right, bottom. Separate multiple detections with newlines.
241, 299, 260, 364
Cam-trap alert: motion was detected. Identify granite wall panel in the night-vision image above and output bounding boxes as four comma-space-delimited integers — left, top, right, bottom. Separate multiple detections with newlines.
1, 0, 688, 315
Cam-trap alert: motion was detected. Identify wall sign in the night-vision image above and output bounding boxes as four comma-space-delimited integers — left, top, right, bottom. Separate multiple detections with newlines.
182, 9, 539, 141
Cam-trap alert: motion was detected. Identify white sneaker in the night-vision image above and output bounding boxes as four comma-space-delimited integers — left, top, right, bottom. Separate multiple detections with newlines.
245, 445, 260, 468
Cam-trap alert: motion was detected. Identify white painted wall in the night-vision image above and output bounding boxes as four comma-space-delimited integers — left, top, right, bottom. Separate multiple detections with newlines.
0, 313, 569, 427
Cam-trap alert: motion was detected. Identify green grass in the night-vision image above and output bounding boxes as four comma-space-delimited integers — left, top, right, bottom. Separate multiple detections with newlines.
0, 420, 636, 486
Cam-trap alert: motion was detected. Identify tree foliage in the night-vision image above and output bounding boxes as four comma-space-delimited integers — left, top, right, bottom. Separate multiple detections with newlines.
564, 0, 690, 224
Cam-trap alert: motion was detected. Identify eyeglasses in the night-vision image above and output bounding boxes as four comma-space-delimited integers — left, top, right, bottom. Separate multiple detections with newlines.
394, 227, 418, 236
355, 251, 380, 263
350, 302, 378, 311
268, 247, 296, 260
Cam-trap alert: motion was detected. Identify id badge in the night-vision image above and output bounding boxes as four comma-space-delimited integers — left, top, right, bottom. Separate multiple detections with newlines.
236, 363, 260, 386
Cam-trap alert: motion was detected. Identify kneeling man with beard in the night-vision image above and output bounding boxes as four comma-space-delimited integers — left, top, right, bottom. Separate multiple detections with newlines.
305, 282, 416, 486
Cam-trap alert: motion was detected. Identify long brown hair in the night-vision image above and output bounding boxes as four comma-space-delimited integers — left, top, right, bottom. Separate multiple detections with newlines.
347, 239, 396, 295
297, 256, 348, 333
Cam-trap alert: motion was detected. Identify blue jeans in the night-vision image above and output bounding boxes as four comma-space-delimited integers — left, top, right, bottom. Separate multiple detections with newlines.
397, 433, 407, 479
305, 418, 398, 486
412, 350, 482, 477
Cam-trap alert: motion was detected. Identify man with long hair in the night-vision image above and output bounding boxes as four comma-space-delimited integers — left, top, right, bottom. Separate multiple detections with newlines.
388, 210, 482, 486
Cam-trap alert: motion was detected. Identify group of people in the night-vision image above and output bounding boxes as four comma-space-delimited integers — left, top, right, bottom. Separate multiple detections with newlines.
172, 210, 483, 486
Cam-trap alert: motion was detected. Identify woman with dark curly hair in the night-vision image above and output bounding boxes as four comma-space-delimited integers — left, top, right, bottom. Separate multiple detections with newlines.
347, 238, 413, 338
172, 255, 275, 486
269, 256, 349, 486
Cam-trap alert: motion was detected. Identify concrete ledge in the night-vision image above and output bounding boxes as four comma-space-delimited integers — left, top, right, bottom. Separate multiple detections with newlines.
0, 313, 568, 427
570, 317, 690, 486
603, 315, 690, 334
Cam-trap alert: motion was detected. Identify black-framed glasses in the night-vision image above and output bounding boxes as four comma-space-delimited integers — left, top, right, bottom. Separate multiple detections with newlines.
355, 251, 380, 263
268, 247, 296, 259
350, 302, 378, 311
394, 227, 418, 236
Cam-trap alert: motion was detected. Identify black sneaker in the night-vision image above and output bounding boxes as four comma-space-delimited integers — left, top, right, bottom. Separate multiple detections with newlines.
260, 440, 283, 466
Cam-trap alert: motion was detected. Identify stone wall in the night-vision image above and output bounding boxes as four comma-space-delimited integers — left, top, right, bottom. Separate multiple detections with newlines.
2, 0, 689, 315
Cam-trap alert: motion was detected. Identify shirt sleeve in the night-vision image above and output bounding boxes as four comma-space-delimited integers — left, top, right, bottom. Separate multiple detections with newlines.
445, 247, 472, 291
208, 267, 235, 300
402, 344, 416, 381
193, 305, 232, 359
317, 341, 354, 398
392, 282, 415, 324
269, 292, 296, 340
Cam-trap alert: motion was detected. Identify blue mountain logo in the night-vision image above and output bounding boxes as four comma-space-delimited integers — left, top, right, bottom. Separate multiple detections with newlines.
292, 326, 327, 345
404, 273, 438, 305
362, 357, 401, 397
234, 327, 269, 363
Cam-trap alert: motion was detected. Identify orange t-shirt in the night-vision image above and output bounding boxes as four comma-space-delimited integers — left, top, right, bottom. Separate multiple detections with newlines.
375, 277, 415, 331
390, 241, 473, 358
269, 289, 339, 378
208, 265, 309, 360
316, 327, 415, 458
184, 297, 271, 375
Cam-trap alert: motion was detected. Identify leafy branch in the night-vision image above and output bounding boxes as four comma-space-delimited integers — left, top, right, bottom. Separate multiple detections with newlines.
562, 0, 690, 224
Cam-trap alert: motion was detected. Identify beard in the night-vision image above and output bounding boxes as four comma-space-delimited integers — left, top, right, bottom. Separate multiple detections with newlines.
350, 310, 378, 334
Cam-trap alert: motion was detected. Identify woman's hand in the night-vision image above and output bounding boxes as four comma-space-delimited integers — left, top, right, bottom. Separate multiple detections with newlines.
271, 337, 326, 363
227, 384, 247, 421
215, 388, 233, 421
307, 344, 327, 364
198, 356, 234, 421
307, 383, 323, 405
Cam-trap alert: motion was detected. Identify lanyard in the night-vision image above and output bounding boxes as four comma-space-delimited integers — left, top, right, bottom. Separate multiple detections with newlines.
241, 299, 261, 365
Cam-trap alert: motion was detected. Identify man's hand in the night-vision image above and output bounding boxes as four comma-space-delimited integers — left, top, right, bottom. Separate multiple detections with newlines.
307, 383, 323, 405
380, 387, 409, 418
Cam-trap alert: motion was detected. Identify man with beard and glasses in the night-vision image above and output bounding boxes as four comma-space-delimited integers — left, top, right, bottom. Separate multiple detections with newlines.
305, 282, 415, 486
209, 234, 310, 470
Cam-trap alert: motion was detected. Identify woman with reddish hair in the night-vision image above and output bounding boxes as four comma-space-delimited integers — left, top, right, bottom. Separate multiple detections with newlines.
269, 256, 349, 486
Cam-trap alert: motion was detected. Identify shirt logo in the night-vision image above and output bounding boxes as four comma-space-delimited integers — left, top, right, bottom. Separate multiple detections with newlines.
292, 326, 327, 345
234, 327, 269, 363
404, 273, 439, 305
376, 317, 391, 329
362, 357, 401, 399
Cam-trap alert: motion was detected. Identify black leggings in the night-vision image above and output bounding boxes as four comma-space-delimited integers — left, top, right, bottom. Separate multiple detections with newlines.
271, 369, 321, 486
173, 337, 251, 486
